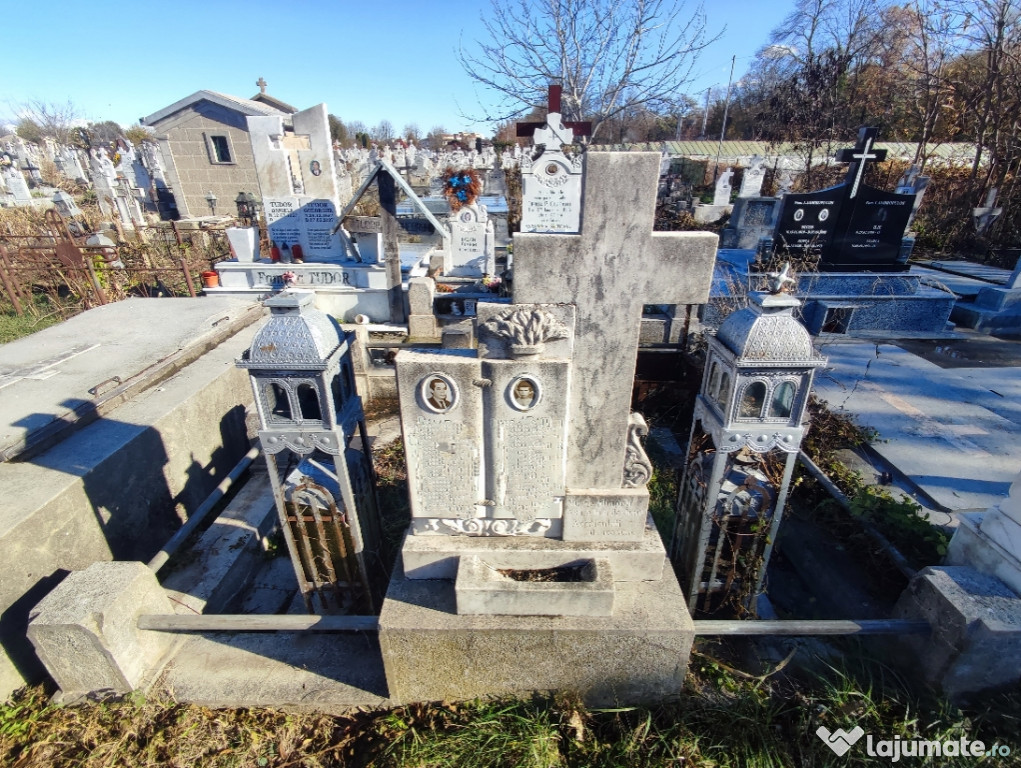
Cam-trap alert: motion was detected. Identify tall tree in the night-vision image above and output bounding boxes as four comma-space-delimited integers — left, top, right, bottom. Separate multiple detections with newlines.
458, 0, 720, 140
328, 114, 349, 145
403, 123, 421, 143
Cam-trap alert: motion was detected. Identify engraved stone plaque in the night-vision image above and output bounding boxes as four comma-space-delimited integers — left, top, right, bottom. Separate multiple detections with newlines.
483, 358, 569, 527
561, 488, 650, 542
397, 351, 484, 524
520, 154, 582, 233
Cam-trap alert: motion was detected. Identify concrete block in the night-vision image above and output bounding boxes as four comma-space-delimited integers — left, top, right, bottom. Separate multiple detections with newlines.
946, 512, 1021, 597
455, 556, 613, 616
28, 561, 176, 697
400, 524, 666, 581
379, 556, 693, 706
408, 315, 439, 339
0, 301, 260, 699
894, 566, 1021, 701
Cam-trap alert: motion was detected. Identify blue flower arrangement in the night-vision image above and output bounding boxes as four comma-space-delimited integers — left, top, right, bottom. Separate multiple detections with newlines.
443, 167, 482, 211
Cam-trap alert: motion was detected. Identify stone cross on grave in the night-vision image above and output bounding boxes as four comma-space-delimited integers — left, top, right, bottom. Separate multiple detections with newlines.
835, 127, 887, 200
516, 85, 592, 146
256, 77, 268, 94
514, 152, 717, 488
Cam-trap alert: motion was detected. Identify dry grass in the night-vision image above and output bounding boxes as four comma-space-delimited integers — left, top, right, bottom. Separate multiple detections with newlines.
4, 651, 1019, 767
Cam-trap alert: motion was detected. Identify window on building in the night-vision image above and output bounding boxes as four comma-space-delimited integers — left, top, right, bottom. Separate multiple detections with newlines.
210, 135, 232, 163
296, 383, 322, 421
266, 382, 291, 420
717, 372, 732, 410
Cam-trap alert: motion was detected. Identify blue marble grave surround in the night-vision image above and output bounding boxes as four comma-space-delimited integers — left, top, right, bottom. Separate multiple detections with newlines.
706, 249, 957, 337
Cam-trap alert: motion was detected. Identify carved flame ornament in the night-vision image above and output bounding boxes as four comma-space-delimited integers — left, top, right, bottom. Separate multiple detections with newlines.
622, 412, 653, 488
481, 307, 569, 356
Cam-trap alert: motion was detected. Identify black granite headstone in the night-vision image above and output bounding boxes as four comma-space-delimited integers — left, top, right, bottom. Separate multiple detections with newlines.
772, 127, 915, 273
774, 187, 843, 252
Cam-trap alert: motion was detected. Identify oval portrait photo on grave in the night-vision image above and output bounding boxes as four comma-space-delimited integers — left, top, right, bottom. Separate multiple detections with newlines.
310, 160, 322, 177
507, 375, 541, 411
420, 374, 458, 413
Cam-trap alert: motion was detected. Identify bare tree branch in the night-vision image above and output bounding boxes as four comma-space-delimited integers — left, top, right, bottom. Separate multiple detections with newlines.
457, 0, 721, 139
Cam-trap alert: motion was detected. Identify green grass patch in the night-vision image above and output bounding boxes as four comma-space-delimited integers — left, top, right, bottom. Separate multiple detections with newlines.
0, 294, 79, 344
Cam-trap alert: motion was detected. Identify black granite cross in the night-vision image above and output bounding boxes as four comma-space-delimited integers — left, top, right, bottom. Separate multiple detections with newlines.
835, 127, 887, 200
515, 85, 592, 140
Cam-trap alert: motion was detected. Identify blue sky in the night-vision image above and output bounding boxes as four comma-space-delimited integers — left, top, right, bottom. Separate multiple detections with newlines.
2, 0, 793, 136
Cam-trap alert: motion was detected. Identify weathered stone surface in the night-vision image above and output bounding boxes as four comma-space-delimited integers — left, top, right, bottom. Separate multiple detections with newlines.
161, 469, 277, 615
561, 488, 649, 542
0, 320, 258, 699
152, 631, 389, 711
514, 152, 717, 489
396, 349, 485, 524
399, 523, 665, 581
894, 566, 1021, 700
455, 556, 614, 616
28, 562, 175, 696
379, 556, 693, 705
947, 513, 1021, 597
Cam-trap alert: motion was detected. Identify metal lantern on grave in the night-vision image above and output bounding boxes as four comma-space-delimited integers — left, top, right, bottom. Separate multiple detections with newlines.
238, 290, 381, 613
235, 191, 258, 227
671, 283, 826, 613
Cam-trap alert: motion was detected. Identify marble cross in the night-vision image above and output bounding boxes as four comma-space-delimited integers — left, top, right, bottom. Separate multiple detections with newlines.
513, 152, 717, 489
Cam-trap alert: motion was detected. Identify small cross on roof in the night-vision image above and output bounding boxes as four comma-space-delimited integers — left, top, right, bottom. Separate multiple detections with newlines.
256, 77, 268, 94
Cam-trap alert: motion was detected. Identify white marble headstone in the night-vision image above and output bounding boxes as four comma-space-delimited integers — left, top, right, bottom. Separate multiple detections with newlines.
738, 155, 766, 198
713, 168, 734, 206
447, 203, 495, 276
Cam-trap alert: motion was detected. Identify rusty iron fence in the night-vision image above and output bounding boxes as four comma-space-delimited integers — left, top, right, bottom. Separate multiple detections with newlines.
0, 209, 234, 317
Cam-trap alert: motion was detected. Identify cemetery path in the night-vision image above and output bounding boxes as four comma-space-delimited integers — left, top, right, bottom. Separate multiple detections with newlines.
813, 335, 1021, 514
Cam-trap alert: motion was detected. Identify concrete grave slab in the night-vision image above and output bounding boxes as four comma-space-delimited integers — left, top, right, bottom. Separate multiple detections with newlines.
152, 631, 389, 711
379, 556, 692, 706
0, 317, 259, 699
0, 296, 263, 461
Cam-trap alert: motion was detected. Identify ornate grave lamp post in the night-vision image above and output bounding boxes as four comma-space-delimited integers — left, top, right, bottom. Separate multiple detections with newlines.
237, 290, 381, 613
234, 191, 258, 227
671, 271, 825, 613
205, 190, 217, 216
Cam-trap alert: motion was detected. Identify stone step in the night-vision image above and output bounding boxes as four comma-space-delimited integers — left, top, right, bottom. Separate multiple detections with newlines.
161, 469, 278, 615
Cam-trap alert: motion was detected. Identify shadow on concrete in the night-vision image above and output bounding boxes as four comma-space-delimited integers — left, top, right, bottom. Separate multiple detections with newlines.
4, 402, 252, 692
0, 569, 69, 690
162, 630, 390, 705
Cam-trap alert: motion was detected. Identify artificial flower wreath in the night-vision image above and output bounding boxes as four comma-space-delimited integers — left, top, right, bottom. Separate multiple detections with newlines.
442, 167, 482, 211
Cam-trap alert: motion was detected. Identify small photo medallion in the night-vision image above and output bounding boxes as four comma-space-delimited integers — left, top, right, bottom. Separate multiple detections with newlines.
508, 376, 540, 411
421, 374, 457, 413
